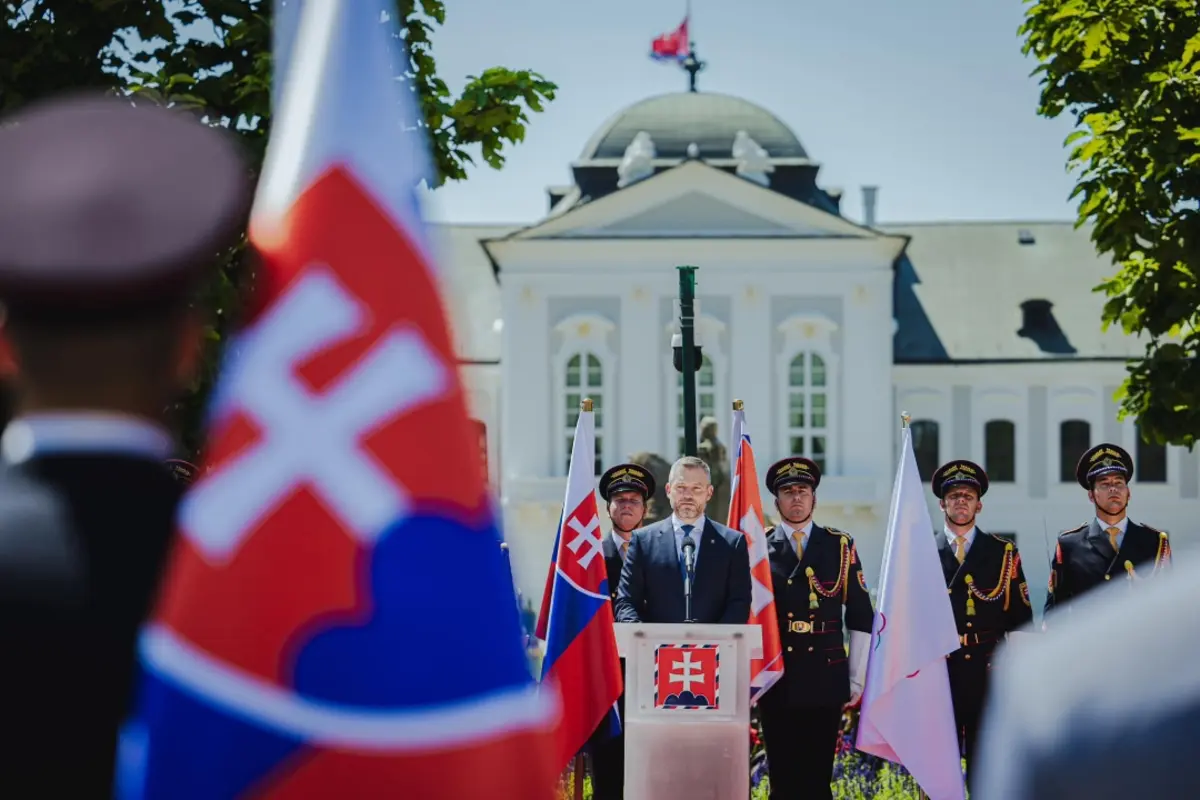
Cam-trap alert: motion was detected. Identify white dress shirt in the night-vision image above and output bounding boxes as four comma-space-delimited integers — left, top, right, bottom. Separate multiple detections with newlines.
611, 530, 633, 560
1098, 516, 1128, 550
945, 524, 977, 558
779, 518, 815, 557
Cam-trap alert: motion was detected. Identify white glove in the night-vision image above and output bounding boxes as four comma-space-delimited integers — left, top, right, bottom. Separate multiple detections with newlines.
848, 630, 871, 704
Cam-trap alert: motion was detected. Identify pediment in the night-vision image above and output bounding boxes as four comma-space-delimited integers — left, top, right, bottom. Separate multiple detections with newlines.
506, 160, 881, 241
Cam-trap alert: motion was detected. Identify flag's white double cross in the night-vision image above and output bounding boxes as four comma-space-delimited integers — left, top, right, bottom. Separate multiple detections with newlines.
182, 266, 449, 559
565, 514, 603, 568
669, 652, 705, 694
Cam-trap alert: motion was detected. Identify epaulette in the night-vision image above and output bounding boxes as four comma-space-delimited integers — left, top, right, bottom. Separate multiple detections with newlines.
825, 526, 854, 540
763, 525, 776, 537
1140, 522, 1167, 537
985, 532, 1014, 546
1058, 523, 1087, 538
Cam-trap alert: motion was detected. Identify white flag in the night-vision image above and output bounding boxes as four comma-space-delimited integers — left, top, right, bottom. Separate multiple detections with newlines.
856, 427, 965, 800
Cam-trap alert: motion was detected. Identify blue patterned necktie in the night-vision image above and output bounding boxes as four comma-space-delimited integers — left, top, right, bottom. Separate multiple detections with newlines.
679, 524, 695, 581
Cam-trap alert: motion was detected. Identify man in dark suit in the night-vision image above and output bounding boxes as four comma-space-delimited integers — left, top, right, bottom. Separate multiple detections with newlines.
614, 455, 751, 626
931, 459, 1033, 794
1044, 443, 1172, 618
0, 94, 248, 795
757, 456, 874, 800
587, 463, 655, 800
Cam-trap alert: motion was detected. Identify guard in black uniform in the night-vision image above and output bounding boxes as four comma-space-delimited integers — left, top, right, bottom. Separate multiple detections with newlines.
758, 456, 874, 800
587, 463, 655, 800
931, 459, 1032, 793
0, 93, 248, 796
1044, 443, 1172, 617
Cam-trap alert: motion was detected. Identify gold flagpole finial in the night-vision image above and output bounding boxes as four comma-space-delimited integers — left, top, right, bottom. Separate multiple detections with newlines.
581, 398, 593, 412
732, 399, 744, 411
901, 411, 911, 428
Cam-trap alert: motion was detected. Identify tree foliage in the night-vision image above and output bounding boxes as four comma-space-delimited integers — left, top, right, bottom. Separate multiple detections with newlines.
1020, 0, 1200, 447
2, 0, 556, 456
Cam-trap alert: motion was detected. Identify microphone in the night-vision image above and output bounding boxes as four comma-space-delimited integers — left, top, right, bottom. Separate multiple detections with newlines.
682, 536, 697, 623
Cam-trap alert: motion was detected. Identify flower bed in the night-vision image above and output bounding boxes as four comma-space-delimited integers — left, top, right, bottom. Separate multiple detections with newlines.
750, 709, 925, 799
534, 649, 934, 799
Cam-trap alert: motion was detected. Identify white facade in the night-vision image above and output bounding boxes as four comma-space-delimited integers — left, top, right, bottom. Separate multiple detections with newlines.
434, 91, 1200, 621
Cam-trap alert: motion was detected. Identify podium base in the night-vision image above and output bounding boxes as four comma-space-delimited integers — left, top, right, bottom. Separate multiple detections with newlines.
623, 718, 749, 800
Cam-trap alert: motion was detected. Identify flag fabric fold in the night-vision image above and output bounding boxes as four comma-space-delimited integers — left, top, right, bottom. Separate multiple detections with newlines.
534, 508, 563, 643
727, 407, 783, 702
539, 405, 624, 771
650, 17, 689, 62
855, 427, 965, 800
114, 1, 558, 797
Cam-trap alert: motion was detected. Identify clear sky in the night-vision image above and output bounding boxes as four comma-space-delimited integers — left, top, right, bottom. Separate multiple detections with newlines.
423, 0, 1081, 227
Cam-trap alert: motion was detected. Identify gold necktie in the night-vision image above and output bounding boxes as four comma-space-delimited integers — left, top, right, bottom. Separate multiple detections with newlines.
620, 540, 629, 558
954, 535, 967, 563
1107, 526, 1120, 553
793, 531, 805, 560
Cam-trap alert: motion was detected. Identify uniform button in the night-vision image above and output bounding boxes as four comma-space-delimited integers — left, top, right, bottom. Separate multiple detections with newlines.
787, 612, 794, 619
787, 646, 793, 652
787, 579, 793, 586
966, 622, 973, 628
810, 614, 817, 620
965, 654, 972, 660
807, 646, 814, 653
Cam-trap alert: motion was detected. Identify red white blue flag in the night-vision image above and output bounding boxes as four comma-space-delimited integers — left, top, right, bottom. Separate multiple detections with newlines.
727, 406, 783, 702
650, 16, 689, 62
538, 404, 623, 771
115, 1, 559, 797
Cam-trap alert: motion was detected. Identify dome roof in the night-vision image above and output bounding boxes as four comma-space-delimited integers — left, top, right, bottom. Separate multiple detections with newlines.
579, 92, 808, 162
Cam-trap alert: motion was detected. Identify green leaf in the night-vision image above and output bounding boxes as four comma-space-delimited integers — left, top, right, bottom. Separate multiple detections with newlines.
0, 0, 556, 455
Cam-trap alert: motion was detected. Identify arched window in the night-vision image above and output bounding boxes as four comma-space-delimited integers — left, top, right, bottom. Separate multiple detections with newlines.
1135, 423, 1167, 483
1059, 419, 1090, 482
786, 352, 829, 472
984, 419, 1016, 482
910, 419, 939, 482
563, 352, 604, 476
676, 354, 716, 457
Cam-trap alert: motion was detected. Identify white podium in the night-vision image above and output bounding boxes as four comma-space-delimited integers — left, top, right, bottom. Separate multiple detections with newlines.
614, 623, 763, 800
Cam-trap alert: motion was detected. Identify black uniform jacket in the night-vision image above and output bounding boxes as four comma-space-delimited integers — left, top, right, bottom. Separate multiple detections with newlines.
760, 523, 874, 709
1044, 519, 1171, 616
588, 534, 627, 750
937, 529, 1033, 687
0, 453, 182, 796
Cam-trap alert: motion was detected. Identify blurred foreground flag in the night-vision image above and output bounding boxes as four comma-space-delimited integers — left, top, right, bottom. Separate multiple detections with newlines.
115, 1, 560, 797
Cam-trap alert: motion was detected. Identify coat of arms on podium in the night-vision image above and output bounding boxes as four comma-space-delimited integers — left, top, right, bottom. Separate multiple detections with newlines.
653, 643, 720, 710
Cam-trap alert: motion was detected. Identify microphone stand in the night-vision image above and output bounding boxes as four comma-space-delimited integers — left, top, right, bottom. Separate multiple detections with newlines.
683, 538, 697, 623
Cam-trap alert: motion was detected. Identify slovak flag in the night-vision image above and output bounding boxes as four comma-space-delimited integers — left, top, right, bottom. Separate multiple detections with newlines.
650, 16, 689, 62
727, 404, 784, 701
114, 1, 559, 798
538, 401, 623, 772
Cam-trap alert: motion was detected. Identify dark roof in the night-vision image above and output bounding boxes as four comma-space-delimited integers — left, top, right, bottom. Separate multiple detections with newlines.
578, 91, 808, 162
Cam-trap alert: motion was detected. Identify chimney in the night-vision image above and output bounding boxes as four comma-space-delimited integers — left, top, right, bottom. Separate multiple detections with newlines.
862, 185, 878, 227
1018, 299, 1053, 334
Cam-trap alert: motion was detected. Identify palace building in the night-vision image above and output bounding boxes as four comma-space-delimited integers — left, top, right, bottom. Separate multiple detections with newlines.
434, 88, 1198, 618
